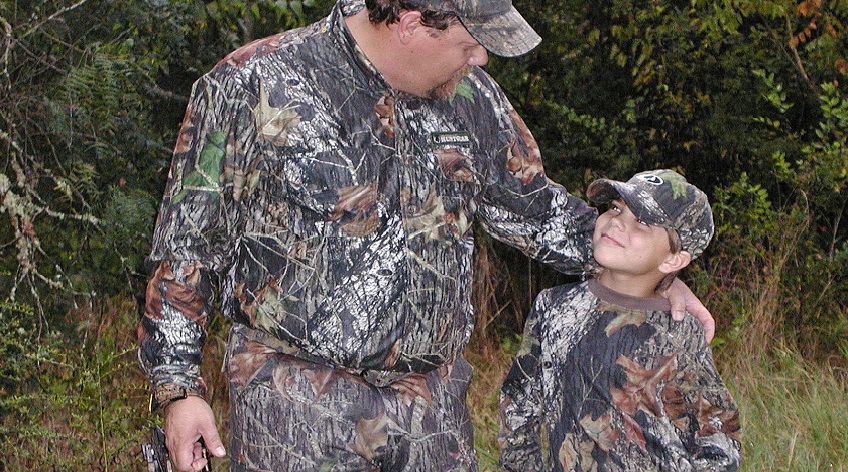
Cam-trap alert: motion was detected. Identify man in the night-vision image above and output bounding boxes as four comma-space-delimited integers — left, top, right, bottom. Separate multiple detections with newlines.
138, 1, 713, 470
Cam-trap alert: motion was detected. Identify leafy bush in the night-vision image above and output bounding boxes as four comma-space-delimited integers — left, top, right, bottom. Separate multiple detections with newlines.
1, 0, 847, 468
0, 0, 320, 315
0, 299, 151, 470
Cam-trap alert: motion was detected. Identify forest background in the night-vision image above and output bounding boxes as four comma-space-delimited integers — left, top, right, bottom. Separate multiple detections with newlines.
1, 0, 847, 470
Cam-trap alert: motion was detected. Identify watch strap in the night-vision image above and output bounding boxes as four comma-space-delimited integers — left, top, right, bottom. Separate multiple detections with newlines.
149, 383, 203, 412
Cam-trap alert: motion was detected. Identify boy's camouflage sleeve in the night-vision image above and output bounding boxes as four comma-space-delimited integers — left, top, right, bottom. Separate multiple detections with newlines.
498, 301, 546, 471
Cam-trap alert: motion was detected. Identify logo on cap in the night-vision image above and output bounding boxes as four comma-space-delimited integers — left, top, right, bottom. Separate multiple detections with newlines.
637, 174, 663, 186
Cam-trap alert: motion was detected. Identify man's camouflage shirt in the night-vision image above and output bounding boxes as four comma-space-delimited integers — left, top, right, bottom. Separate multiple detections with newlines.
138, 0, 596, 395
499, 279, 742, 471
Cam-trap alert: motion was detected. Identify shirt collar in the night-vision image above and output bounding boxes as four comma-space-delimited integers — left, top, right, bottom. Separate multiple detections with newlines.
587, 278, 672, 312
330, 0, 394, 94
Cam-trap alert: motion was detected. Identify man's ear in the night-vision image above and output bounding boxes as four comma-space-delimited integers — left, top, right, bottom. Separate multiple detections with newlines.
659, 251, 692, 274
395, 10, 424, 44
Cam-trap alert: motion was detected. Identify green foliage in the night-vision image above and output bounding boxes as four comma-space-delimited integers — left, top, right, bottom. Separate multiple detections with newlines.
731, 66, 848, 356
503, 0, 845, 192
0, 0, 321, 316
706, 165, 848, 359
712, 173, 777, 246
0, 299, 152, 470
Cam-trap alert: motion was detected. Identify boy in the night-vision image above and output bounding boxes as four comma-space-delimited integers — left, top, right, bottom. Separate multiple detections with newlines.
498, 169, 741, 471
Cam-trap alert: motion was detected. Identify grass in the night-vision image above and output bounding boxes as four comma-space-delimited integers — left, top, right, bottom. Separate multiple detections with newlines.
466, 335, 521, 471
465, 334, 848, 472
2, 298, 847, 470
722, 348, 848, 471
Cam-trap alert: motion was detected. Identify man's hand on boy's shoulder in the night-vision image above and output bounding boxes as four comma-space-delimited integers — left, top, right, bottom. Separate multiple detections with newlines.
662, 278, 715, 342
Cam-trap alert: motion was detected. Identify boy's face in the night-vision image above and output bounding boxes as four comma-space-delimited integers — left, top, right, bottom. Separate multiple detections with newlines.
593, 199, 675, 277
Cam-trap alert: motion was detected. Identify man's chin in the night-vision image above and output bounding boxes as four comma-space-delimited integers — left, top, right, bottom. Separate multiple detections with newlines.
429, 84, 458, 100
428, 67, 472, 100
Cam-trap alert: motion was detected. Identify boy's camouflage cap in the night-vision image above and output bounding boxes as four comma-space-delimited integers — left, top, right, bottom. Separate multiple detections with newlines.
406, 0, 541, 57
587, 169, 714, 259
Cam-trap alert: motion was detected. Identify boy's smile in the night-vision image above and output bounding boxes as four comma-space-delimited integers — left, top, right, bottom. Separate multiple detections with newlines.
598, 231, 623, 247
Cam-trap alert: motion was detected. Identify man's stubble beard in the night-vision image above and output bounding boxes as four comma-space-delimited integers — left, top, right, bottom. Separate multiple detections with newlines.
428, 65, 473, 100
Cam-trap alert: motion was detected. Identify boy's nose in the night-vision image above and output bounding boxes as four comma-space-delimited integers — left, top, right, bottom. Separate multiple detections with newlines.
608, 213, 626, 229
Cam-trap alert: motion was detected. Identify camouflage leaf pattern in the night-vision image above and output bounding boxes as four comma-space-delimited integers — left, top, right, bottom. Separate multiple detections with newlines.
226, 324, 476, 470
500, 279, 742, 471
171, 131, 226, 204
660, 170, 690, 200
139, 0, 596, 393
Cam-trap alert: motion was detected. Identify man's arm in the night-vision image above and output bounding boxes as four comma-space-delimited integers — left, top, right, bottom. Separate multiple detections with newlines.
139, 70, 250, 397
139, 71, 251, 471
138, 261, 226, 471
471, 76, 715, 334
475, 106, 597, 275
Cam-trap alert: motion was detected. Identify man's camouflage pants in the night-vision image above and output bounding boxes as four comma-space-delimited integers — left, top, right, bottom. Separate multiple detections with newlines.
226, 325, 478, 471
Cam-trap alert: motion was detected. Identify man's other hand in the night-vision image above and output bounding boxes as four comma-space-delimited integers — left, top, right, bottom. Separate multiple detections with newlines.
663, 278, 715, 342
164, 396, 227, 472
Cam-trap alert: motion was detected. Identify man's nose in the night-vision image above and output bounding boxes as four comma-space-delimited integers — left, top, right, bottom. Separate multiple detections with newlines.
468, 45, 488, 66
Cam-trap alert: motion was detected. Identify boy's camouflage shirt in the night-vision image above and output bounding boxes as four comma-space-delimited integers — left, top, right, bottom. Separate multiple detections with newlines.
499, 279, 742, 471
138, 0, 596, 395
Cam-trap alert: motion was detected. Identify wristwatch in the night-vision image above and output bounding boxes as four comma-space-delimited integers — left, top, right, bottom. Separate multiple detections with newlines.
149, 383, 204, 412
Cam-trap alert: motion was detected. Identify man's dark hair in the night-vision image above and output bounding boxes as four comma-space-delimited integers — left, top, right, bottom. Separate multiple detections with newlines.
365, 0, 458, 30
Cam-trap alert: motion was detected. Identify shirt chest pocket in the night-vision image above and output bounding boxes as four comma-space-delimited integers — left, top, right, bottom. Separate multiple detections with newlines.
249, 145, 388, 226
403, 147, 490, 242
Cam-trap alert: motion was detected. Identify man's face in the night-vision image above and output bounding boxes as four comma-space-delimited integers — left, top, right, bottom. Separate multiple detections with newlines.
405, 21, 489, 99
593, 199, 674, 278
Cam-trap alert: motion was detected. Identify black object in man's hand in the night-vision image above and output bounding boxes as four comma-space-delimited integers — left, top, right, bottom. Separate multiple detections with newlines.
142, 426, 210, 472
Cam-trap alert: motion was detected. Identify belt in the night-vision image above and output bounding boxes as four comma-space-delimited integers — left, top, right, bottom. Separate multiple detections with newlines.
232, 323, 413, 387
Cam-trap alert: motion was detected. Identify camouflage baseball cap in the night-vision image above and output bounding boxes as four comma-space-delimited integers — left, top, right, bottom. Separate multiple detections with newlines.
407, 0, 541, 57
587, 169, 714, 259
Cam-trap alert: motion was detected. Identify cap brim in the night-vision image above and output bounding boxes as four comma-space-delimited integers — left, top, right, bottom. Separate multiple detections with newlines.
460, 6, 541, 57
587, 179, 673, 228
